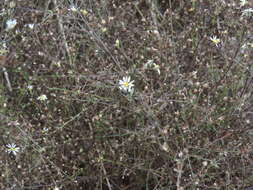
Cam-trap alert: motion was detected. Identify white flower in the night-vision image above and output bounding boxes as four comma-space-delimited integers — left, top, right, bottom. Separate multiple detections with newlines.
27, 85, 33, 90
0, 8, 7, 16
240, 0, 248, 7
144, 60, 161, 75
37, 94, 47, 101
80, 9, 88, 16
1, 42, 7, 49
145, 60, 154, 68
10, 2, 16, 8
6, 143, 20, 155
119, 76, 134, 93
241, 8, 253, 17
101, 27, 107, 33
162, 143, 169, 152
68, 5, 78, 12
210, 36, 221, 47
27, 24, 34, 29
0, 42, 7, 55
115, 39, 120, 48
202, 161, 208, 167
42, 128, 49, 134
153, 63, 161, 75
6, 19, 17, 30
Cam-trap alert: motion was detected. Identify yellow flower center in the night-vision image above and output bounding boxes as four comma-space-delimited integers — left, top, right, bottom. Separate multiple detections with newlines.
123, 82, 129, 87
212, 39, 220, 44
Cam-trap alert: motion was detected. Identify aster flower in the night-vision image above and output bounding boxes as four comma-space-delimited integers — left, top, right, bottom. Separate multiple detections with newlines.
115, 39, 120, 48
27, 85, 33, 90
144, 60, 161, 75
6, 143, 20, 155
242, 8, 253, 17
153, 63, 161, 75
6, 19, 17, 30
210, 36, 221, 47
68, 5, 78, 12
240, 0, 248, 7
0, 42, 7, 55
119, 76, 134, 93
26, 23, 34, 29
80, 9, 88, 16
37, 94, 47, 101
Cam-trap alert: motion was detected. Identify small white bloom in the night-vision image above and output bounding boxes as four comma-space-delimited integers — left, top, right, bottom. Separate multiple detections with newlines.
153, 63, 161, 75
178, 151, 183, 158
240, 0, 248, 7
202, 161, 208, 167
1, 42, 7, 49
53, 61, 61, 67
80, 9, 88, 16
147, 59, 154, 65
101, 27, 107, 33
101, 19, 106, 24
115, 39, 120, 48
162, 142, 169, 152
144, 60, 160, 75
37, 94, 47, 101
0, 8, 7, 16
27, 24, 34, 29
119, 76, 134, 93
210, 36, 221, 47
27, 85, 33, 90
6, 19, 17, 30
68, 5, 78, 12
43, 128, 49, 133
145, 60, 154, 68
6, 143, 20, 155
0, 42, 8, 55
9, 1, 16, 8
242, 8, 253, 17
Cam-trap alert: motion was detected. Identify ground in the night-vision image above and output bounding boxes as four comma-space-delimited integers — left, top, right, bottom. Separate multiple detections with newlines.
0, 0, 253, 189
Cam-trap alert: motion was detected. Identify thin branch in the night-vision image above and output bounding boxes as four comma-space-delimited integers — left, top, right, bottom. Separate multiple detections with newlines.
52, 0, 72, 64
2, 67, 12, 92
101, 163, 112, 190
147, 0, 161, 40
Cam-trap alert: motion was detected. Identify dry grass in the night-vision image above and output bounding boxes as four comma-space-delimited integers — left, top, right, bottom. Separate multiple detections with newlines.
0, 0, 253, 189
